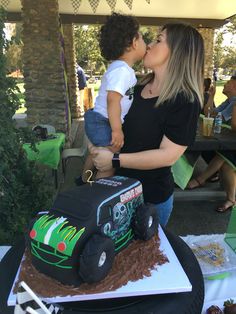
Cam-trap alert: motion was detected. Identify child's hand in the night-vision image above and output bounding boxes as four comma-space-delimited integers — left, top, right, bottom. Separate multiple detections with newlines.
111, 129, 124, 149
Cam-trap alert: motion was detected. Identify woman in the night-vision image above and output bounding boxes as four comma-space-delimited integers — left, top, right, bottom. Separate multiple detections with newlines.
187, 102, 236, 212
90, 23, 204, 226
217, 102, 236, 212
202, 77, 216, 116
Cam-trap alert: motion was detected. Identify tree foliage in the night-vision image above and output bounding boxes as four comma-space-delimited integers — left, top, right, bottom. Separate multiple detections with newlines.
141, 26, 157, 45
73, 24, 157, 75
225, 15, 236, 35
133, 26, 157, 73
0, 8, 53, 244
5, 23, 23, 73
221, 46, 236, 70
213, 15, 236, 73
74, 25, 106, 75
213, 31, 224, 70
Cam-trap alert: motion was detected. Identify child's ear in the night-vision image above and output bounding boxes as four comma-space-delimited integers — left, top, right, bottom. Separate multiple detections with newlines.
132, 37, 138, 50
126, 37, 138, 52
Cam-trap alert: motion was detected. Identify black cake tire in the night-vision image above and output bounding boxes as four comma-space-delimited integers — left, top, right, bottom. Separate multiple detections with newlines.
79, 234, 115, 283
61, 229, 204, 314
133, 204, 158, 240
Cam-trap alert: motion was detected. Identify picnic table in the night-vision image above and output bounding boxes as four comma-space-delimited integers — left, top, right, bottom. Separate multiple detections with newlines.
23, 133, 65, 169
172, 119, 236, 190
188, 123, 236, 152
23, 132, 65, 188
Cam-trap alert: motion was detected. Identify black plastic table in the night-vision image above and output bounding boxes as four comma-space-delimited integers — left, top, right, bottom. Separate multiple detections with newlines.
188, 126, 236, 152
0, 229, 204, 314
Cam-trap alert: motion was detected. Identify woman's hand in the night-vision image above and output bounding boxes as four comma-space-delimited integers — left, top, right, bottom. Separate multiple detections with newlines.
89, 143, 114, 172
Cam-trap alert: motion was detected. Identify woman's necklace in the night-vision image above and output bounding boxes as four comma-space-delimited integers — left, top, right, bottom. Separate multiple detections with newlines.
148, 83, 153, 94
148, 83, 156, 95
147, 83, 159, 97
147, 82, 159, 96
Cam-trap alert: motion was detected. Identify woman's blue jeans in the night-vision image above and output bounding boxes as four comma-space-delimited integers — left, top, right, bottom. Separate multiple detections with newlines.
152, 194, 174, 227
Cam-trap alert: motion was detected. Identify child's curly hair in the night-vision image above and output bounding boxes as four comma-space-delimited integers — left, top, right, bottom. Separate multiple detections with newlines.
100, 13, 140, 61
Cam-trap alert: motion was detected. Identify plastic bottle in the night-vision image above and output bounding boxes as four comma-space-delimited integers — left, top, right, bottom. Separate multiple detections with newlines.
214, 112, 222, 134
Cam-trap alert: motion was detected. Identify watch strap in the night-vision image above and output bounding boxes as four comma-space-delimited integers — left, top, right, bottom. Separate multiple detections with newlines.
112, 153, 120, 169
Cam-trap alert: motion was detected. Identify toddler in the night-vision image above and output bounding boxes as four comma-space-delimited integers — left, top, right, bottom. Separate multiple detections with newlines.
78, 12, 146, 184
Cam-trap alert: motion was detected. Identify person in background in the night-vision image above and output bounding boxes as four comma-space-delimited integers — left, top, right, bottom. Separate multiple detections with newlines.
89, 23, 204, 226
204, 78, 212, 105
203, 76, 236, 121
198, 78, 216, 179
213, 68, 218, 82
188, 76, 236, 190
76, 13, 146, 185
201, 77, 215, 115
187, 102, 236, 212
77, 64, 87, 115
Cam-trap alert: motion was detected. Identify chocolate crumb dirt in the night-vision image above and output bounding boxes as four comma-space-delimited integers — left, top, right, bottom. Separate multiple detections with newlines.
15, 234, 168, 297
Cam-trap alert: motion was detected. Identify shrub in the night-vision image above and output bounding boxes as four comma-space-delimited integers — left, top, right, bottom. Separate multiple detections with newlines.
0, 8, 54, 244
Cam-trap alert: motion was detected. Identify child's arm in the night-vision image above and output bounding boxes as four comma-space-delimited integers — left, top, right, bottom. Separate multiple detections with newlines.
107, 91, 124, 150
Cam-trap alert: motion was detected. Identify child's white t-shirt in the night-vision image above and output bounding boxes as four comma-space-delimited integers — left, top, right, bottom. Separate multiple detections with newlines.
93, 60, 137, 123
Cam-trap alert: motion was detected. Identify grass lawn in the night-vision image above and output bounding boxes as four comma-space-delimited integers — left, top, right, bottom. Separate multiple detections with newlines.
215, 80, 227, 107
15, 79, 227, 114
87, 80, 100, 98
88, 80, 101, 92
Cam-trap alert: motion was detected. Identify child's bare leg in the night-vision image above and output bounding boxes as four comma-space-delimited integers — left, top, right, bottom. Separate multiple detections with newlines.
81, 154, 95, 182
95, 145, 118, 179
96, 169, 115, 179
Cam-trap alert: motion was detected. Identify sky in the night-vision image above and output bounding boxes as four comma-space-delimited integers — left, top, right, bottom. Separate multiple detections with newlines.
4, 23, 14, 40
222, 31, 236, 46
220, 21, 236, 46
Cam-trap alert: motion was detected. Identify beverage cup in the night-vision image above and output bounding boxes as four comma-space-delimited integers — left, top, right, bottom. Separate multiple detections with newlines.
202, 117, 214, 137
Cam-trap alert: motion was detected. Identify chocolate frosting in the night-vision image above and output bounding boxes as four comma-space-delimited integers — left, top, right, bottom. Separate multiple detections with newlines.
16, 235, 168, 297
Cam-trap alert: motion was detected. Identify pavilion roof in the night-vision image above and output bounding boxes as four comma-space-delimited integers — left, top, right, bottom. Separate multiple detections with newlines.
3, 0, 236, 27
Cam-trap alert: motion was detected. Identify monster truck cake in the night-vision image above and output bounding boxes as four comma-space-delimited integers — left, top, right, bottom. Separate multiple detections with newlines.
27, 176, 158, 286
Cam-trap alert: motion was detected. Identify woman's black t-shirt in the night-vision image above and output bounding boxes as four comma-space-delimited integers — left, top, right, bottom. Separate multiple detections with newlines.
116, 85, 201, 204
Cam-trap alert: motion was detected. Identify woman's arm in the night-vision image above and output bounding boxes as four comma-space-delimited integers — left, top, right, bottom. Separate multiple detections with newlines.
90, 135, 187, 172
231, 102, 236, 131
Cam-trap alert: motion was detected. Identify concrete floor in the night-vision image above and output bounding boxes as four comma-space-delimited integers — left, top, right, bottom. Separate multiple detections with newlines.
59, 119, 231, 237
167, 199, 231, 236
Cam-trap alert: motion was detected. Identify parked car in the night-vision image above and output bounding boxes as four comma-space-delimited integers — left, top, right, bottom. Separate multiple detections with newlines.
27, 176, 158, 286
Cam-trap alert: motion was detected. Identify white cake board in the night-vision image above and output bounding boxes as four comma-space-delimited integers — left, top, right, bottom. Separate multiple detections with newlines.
8, 226, 192, 306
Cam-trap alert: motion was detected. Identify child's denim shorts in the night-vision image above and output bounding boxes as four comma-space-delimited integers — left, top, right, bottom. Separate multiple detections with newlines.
84, 109, 112, 146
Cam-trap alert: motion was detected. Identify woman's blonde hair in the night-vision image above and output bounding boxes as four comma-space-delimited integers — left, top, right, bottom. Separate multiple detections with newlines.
140, 22, 204, 107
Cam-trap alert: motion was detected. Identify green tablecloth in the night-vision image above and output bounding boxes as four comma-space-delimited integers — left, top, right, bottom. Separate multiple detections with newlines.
23, 133, 65, 169
172, 153, 199, 190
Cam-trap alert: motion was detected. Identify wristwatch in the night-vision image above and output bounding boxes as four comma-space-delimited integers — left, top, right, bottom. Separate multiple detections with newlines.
112, 153, 120, 169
